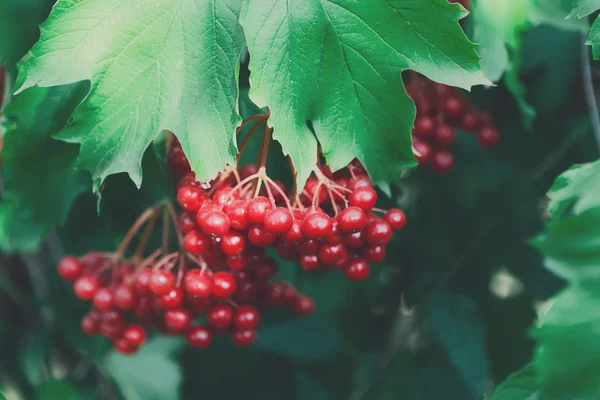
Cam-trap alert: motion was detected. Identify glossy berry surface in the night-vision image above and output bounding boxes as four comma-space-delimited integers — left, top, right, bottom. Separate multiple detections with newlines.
58, 256, 83, 281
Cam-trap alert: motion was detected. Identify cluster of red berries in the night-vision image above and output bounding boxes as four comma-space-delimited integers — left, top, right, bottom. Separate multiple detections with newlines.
406, 73, 500, 174
169, 138, 407, 282
58, 249, 314, 355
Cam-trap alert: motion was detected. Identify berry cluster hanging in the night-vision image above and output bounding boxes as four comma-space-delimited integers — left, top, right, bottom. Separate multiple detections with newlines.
407, 73, 500, 174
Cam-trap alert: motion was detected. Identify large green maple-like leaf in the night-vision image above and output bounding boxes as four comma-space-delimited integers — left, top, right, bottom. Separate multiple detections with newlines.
471, 0, 586, 127
15, 0, 246, 187
240, 0, 488, 187
488, 365, 539, 400
562, 0, 600, 58
0, 84, 90, 252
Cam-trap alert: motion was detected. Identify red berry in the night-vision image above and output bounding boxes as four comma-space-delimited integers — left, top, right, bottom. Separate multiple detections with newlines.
443, 96, 466, 118
231, 329, 257, 347
434, 124, 455, 147
338, 206, 367, 232
349, 187, 377, 212
282, 220, 303, 243
212, 272, 237, 299
247, 196, 273, 224
342, 230, 366, 249
208, 304, 233, 328
221, 232, 247, 256
345, 259, 370, 281
165, 309, 192, 332
264, 207, 293, 234
178, 211, 197, 233
478, 126, 500, 148
413, 139, 432, 164
332, 249, 350, 269
74, 276, 99, 300
183, 230, 210, 255
213, 187, 238, 206
233, 306, 260, 330
135, 269, 153, 292
81, 315, 99, 335
431, 150, 454, 174
347, 176, 373, 191
362, 245, 387, 263
238, 164, 258, 180
196, 204, 218, 226
58, 255, 83, 281
384, 208, 406, 231
123, 325, 146, 347
187, 326, 212, 349
101, 323, 123, 340
302, 212, 332, 239
366, 219, 393, 245
184, 270, 212, 297
461, 112, 479, 132
226, 254, 249, 270
176, 171, 198, 190
161, 287, 184, 309
318, 243, 348, 265
254, 258, 278, 280
201, 210, 230, 237
248, 224, 277, 247
101, 310, 124, 327
177, 185, 206, 211
300, 254, 321, 271
113, 285, 137, 310
167, 148, 191, 176
295, 296, 315, 316
149, 270, 175, 295
225, 200, 250, 230
93, 287, 114, 311
114, 337, 138, 355
414, 116, 436, 137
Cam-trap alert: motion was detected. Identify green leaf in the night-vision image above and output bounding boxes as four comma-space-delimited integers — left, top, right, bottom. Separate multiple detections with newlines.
533, 285, 600, 398
567, 0, 600, 18
19, 329, 48, 386
256, 315, 341, 361
546, 160, 600, 217
103, 337, 184, 400
241, 0, 487, 187
427, 292, 491, 397
488, 365, 539, 400
471, 0, 585, 127
36, 379, 81, 400
0, 0, 53, 78
0, 84, 90, 252
16, 0, 246, 186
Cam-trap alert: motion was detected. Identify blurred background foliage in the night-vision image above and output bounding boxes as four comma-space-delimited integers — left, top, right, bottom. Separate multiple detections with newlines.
1, 0, 600, 399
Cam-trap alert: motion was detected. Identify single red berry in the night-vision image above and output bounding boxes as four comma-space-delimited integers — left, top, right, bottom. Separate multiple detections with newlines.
302, 212, 332, 239
254, 258, 278, 280
326, 219, 342, 244
264, 207, 294, 234
135, 269, 153, 292
81, 315, 99, 335
332, 249, 350, 269
235, 282, 258, 303
74, 276, 100, 300
345, 259, 370, 281
366, 219, 393, 245
134, 295, 153, 319
178, 211, 197, 233
347, 175, 373, 191
187, 326, 212, 349
247, 196, 273, 224
443, 96, 466, 118
434, 124, 455, 147
165, 309, 192, 332
113, 284, 137, 310
221, 232, 247, 256
184, 270, 212, 297
101, 309, 124, 327
233, 306, 260, 330
225, 200, 250, 230
294, 296, 316, 316
161, 287, 184, 309
248, 224, 277, 247
300, 254, 321, 271
342, 230, 366, 249
349, 187, 377, 212
362, 245, 387, 263
414, 116, 436, 138
212, 272, 237, 299
231, 329, 257, 347
478, 126, 500, 148
318, 243, 348, 265
461, 112, 479, 132
114, 337, 138, 355
196, 203, 218, 226
477, 111, 494, 125
167, 148, 191, 176
149, 270, 175, 295
201, 210, 230, 237
93, 287, 114, 311
338, 206, 367, 232
177, 185, 206, 211
226, 254, 249, 270
176, 171, 198, 190
263, 283, 286, 306
123, 325, 146, 347
413, 139, 432, 164
101, 323, 123, 340
431, 150, 454, 174
282, 220, 303, 243
183, 230, 211, 255
213, 187, 239, 206
58, 255, 83, 281
383, 208, 406, 231
238, 164, 259, 180
208, 304, 233, 328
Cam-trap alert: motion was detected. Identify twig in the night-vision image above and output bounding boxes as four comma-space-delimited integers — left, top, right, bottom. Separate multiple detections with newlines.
581, 34, 600, 153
